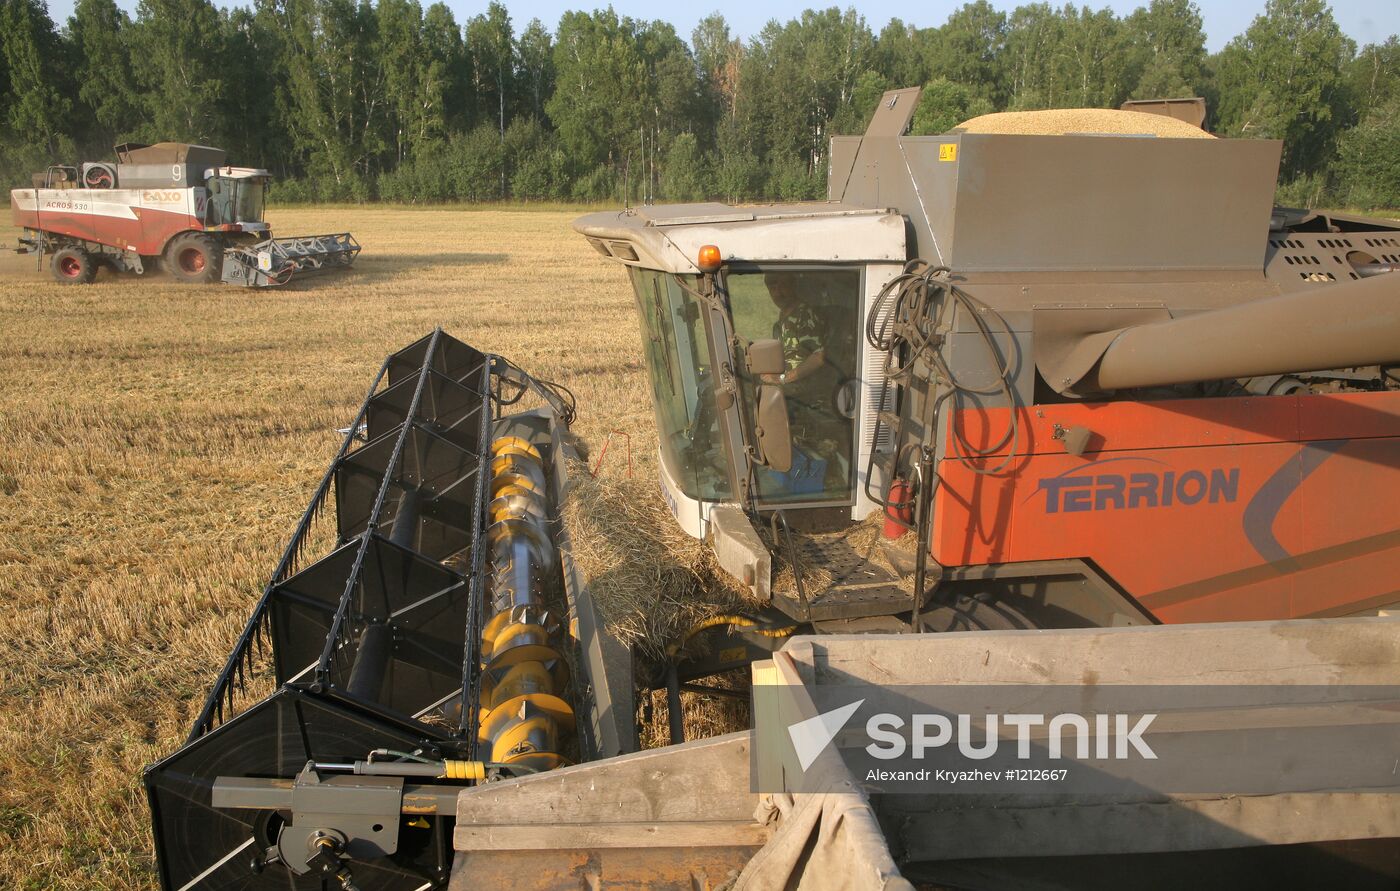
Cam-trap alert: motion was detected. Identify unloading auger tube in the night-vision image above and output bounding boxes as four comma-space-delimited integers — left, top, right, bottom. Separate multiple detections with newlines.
143, 330, 575, 891
1044, 267, 1400, 395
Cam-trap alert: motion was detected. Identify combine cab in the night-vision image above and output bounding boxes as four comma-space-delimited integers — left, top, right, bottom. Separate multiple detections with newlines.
11, 142, 358, 286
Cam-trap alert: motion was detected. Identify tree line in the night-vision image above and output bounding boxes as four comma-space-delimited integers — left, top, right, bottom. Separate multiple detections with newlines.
1, 0, 1397, 208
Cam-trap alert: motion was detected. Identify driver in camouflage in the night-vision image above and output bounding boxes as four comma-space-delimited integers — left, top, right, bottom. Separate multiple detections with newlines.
762, 272, 849, 485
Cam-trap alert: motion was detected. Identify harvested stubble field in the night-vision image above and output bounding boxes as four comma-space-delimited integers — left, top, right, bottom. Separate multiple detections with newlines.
0, 206, 744, 889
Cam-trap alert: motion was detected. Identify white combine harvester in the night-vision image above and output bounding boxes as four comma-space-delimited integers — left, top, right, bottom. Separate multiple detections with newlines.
10, 141, 358, 286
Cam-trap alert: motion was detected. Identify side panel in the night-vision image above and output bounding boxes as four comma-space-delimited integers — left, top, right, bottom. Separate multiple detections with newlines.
9, 187, 203, 254
11, 187, 100, 241
931, 391, 1400, 623
946, 134, 1281, 273
136, 187, 206, 254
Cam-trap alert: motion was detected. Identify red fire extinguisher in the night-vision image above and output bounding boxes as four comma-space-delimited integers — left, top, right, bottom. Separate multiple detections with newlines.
883, 478, 915, 539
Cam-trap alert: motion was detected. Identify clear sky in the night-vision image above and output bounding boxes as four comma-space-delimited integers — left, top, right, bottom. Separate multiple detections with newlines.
46, 0, 1400, 53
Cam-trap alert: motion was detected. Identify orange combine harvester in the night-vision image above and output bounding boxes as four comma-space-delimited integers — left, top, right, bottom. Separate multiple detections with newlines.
575, 88, 1400, 636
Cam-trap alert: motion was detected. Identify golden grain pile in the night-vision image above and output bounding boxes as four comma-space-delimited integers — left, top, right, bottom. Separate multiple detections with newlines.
0, 205, 696, 888
957, 107, 1215, 138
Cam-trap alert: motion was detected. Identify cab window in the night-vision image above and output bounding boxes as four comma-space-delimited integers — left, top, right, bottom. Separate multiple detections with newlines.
205, 177, 266, 225
629, 268, 732, 501
725, 267, 862, 506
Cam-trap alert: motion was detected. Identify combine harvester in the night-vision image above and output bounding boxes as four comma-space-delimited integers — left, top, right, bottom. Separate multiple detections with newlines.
147, 90, 1400, 889
10, 142, 358, 286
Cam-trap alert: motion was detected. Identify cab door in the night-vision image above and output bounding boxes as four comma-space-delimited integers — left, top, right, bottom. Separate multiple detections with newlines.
723, 265, 864, 508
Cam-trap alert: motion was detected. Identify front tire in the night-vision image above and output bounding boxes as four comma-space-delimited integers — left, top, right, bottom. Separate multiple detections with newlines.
166, 233, 222, 284
52, 247, 96, 284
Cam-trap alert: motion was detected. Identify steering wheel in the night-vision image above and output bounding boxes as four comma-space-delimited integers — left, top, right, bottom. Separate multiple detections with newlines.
834, 378, 860, 419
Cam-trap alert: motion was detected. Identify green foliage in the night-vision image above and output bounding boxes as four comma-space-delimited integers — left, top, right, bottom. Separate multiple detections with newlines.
218, 6, 291, 171
694, 12, 740, 124
873, 19, 929, 91
544, 9, 705, 204
1329, 99, 1400, 208
67, 0, 141, 149
274, 0, 385, 188
498, 115, 559, 201
1347, 36, 1400, 126
466, 1, 513, 138
127, 0, 226, 141
659, 132, 709, 201
1275, 172, 1329, 207
547, 9, 647, 189
928, 1, 1008, 105
769, 149, 822, 201
740, 7, 875, 190
714, 125, 762, 203
1003, 2, 1066, 109
1123, 0, 1209, 99
1056, 6, 1133, 108
447, 124, 506, 200
910, 78, 995, 135
0, 0, 1395, 210
1213, 0, 1355, 178
516, 18, 554, 123
570, 164, 616, 202
376, 124, 505, 201
1, 0, 73, 165
510, 130, 568, 201
377, 0, 427, 164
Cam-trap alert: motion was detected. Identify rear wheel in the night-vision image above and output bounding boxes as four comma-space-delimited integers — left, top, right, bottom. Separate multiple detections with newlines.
51, 247, 96, 285
166, 233, 222, 284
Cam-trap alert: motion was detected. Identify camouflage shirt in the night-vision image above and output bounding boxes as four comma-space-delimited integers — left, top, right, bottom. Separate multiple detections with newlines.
772, 303, 826, 373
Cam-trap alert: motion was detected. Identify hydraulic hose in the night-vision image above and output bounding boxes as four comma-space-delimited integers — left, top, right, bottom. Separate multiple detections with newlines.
665, 614, 798, 659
